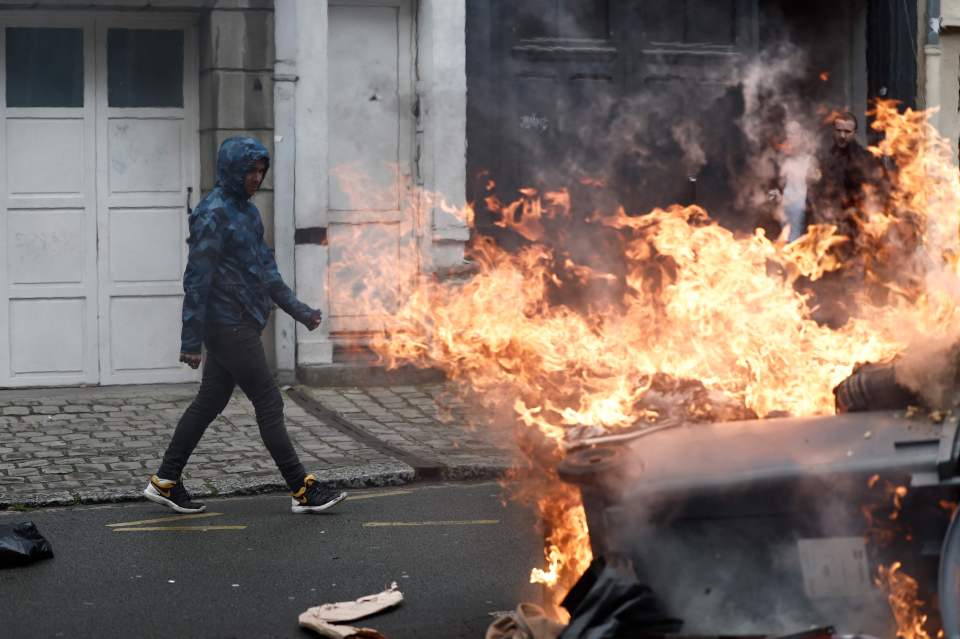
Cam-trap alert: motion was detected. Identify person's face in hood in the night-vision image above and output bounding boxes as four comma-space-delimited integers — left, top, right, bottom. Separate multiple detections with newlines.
216, 136, 270, 200
245, 159, 267, 197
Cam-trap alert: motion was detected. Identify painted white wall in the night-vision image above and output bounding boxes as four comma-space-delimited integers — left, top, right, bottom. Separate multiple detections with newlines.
289, 0, 469, 368
273, 0, 298, 380
928, 41, 945, 135
326, 0, 417, 340
935, 1, 960, 147
417, 0, 470, 272
96, 15, 201, 385
0, 1, 217, 7
0, 12, 201, 387
292, 0, 333, 365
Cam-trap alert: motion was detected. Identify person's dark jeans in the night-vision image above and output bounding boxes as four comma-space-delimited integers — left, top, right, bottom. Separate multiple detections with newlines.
157, 323, 307, 491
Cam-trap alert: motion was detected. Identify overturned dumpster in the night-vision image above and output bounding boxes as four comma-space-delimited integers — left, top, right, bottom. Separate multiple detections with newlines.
559, 411, 960, 637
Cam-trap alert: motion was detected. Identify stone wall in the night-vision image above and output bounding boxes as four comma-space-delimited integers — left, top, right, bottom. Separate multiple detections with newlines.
198, 0, 279, 363
926, 0, 958, 146
285, 0, 469, 372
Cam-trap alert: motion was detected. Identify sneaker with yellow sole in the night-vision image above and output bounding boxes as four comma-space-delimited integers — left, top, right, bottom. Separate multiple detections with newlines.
291, 474, 346, 514
143, 475, 206, 513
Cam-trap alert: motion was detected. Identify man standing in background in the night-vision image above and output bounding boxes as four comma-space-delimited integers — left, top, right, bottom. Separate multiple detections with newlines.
800, 111, 889, 326
805, 111, 883, 234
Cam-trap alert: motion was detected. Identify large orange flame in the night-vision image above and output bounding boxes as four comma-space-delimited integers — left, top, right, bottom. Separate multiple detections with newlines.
325, 102, 960, 619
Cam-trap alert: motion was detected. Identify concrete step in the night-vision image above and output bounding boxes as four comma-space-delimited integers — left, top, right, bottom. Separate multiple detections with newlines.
296, 362, 445, 387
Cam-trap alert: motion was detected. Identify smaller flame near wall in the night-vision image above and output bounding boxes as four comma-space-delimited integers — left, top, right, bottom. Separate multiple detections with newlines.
875, 562, 934, 639
527, 483, 592, 620
865, 477, 940, 638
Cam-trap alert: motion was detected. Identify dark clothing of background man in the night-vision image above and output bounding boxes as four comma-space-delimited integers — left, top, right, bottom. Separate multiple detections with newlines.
144, 137, 346, 515
805, 113, 884, 236
801, 113, 887, 327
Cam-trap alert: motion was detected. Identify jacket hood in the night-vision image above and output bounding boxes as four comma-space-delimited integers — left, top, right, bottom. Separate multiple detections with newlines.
216, 136, 270, 200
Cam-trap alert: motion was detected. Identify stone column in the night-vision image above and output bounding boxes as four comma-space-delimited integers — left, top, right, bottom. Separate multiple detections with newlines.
273, 0, 298, 381
290, 0, 470, 372
926, 0, 943, 132
198, 0, 279, 360
292, 0, 333, 365
418, 0, 470, 273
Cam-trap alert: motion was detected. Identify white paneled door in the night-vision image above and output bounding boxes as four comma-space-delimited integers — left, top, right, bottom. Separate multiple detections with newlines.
0, 16, 199, 386
327, 0, 419, 336
95, 19, 199, 384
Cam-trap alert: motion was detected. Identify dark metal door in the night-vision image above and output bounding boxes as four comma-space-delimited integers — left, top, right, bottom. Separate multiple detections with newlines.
467, 0, 917, 243
467, 0, 759, 241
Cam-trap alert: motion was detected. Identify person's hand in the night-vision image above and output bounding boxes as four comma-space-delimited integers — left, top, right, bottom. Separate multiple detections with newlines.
767, 188, 783, 203
306, 310, 322, 331
180, 352, 202, 369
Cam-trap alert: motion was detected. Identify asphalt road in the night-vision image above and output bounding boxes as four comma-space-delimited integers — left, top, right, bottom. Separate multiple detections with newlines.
0, 482, 545, 638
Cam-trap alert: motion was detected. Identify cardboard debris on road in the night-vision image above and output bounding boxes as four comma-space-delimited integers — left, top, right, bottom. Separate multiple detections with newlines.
299, 582, 403, 639
486, 603, 566, 639
297, 618, 386, 639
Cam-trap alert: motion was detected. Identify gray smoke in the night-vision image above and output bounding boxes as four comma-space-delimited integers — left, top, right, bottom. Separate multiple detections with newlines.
895, 334, 960, 409
735, 43, 824, 239
598, 428, 900, 635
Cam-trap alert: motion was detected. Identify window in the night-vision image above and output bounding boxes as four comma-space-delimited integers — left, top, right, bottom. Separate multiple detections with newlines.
6, 28, 84, 108
107, 29, 183, 108
640, 0, 736, 45
515, 0, 553, 39
686, 0, 735, 45
557, 0, 609, 40
515, 0, 610, 40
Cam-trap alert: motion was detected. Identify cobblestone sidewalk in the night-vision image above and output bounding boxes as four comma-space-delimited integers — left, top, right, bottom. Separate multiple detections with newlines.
297, 384, 516, 479
0, 381, 517, 509
0, 385, 412, 508
294, 383, 517, 479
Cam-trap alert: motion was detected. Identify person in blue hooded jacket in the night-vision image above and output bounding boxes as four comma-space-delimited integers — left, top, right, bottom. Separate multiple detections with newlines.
144, 137, 346, 515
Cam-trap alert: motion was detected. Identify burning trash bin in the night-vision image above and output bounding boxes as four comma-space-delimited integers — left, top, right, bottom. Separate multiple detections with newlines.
559, 411, 960, 637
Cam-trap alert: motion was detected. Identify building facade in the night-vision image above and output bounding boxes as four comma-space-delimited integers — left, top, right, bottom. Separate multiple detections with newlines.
0, 0, 937, 388
0, 0, 468, 387
923, 0, 960, 148
466, 0, 920, 237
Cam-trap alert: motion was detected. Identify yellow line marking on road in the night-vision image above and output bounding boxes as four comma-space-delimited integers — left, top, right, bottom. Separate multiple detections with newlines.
347, 490, 413, 501
106, 512, 224, 528
362, 519, 500, 528
112, 525, 248, 532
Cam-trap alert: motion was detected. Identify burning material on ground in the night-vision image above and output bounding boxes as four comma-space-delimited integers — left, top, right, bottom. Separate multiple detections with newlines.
834, 361, 921, 414
485, 603, 566, 639
558, 411, 959, 637
833, 336, 960, 415
330, 93, 960, 632
876, 562, 933, 639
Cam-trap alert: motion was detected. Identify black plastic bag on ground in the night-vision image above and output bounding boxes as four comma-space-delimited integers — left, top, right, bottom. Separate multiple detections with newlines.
559, 557, 682, 639
0, 521, 53, 567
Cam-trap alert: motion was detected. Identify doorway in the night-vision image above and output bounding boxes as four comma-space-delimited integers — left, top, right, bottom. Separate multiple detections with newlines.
0, 14, 199, 386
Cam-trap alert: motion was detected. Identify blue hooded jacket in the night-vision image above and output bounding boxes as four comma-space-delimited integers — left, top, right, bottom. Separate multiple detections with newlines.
180, 137, 314, 353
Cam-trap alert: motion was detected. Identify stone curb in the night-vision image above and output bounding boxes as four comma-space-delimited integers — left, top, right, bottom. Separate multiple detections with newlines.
442, 462, 511, 481
286, 386, 448, 479
296, 364, 446, 388
1, 463, 416, 509
1, 461, 512, 511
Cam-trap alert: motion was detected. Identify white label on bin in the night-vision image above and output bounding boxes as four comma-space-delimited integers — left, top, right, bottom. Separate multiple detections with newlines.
797, 537, 871, 598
